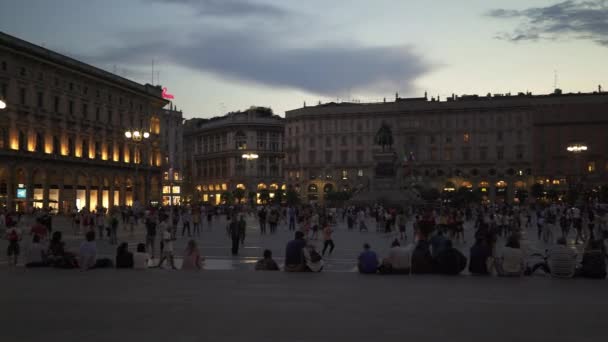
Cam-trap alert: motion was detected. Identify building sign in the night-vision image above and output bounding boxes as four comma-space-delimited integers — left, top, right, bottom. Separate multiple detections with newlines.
162, 87, 175, 100
16, 188, 27, 199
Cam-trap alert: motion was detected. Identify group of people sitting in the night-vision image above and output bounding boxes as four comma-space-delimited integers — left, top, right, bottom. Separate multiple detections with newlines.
357, 231, 607, 279
21, 229, 205, 271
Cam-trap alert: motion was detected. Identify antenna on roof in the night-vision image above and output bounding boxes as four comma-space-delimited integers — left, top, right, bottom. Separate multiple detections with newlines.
554, 70, 559, 91
152, 59, 155, 85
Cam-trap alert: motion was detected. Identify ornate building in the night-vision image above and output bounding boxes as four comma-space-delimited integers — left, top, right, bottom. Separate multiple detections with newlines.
183, 107, 285, 204
0, 32, 168, 212
284, 91, 608, 204
159, 105, 184, 205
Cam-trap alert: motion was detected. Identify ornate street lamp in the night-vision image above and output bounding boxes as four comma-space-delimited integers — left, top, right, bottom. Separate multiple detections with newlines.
125, 128, 151, 203
125, 129, 150, 142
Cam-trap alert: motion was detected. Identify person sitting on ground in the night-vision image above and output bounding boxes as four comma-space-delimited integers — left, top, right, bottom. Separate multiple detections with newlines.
496, 236, 525, 277
358, 243, 379, 274
528, 237, 576, 278
47, 231, 77, 268
116, 242, 134, 269
302, 243, 324, 272
576, 239, 607, 279
430, 230, 449, 258
411, 239, 434, 274
182, 240, 204, 270
255, 249, 280, 271
284, 231, 307, 272
469, 237, 493, 275
25, 235, 48, 268
79, 231, 98, 271
434, 239, 467, 275
379, 239, 411, 274
133, 243, 150, 270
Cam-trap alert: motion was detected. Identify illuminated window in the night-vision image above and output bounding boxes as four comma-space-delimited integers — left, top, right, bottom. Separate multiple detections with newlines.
173, 171, 180, 181
163, 172, 169, 180
162, 186, 171, 194
269, 183, 278, 190
587, 162, 596, 173
463, 133, 470, 143
341, 170, 348, 180
496, 180, 507, 188
221, 183, 227, 191
202, 185, 208, 191
257, 183, 267, 190
172, 186, 180, 194
461, 181, 472, 188
236, 183, 246, 190
357, 169, 363, 177
552, 180, 560, 185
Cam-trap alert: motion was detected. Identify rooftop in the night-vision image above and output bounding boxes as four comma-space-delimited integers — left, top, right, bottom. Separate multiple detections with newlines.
287, 89, 608, 118
0, 31, 166, 101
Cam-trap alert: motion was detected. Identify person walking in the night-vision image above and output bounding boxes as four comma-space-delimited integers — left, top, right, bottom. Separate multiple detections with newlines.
228, 215, 241, 256
238, 214, 247, 245
192, 207, 201, 237
155, 218, 177, 269
322, 223, 335, 256
258, 207, 267, 235
288, 206, 296, 231
109, 212, 119, 245
181, 209, 192, 237
145, 215, 158, 259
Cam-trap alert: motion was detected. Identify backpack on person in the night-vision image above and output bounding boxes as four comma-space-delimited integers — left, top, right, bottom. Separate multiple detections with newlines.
309, 249, 322, 263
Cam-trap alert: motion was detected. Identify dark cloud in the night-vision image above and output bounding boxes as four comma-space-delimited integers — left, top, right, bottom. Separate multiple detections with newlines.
146, 0, 286, 17
488, 0, 608, 46
84, 30, 430, 95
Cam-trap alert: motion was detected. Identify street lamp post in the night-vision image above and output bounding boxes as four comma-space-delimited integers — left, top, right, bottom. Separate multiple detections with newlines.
125, 129, 151, 203
566, 143, 588, 202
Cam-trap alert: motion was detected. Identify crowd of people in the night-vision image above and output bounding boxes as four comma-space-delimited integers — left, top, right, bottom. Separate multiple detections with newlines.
1, 201, 607, 279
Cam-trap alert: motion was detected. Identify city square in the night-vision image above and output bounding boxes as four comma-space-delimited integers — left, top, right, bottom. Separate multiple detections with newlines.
2, 1, 608, 341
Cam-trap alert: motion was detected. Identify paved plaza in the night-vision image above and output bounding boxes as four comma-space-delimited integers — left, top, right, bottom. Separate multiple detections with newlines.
1, 269, 607, 342
1, 215, 607, 341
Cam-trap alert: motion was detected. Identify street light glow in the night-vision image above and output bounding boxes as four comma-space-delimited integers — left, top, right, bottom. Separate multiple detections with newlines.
0, 99, 6, 109
242, 153, 259, 159
125, 131, 132, 138
566, 143, 588, 153
133, 131, 141, 138
143, 132, 150, 139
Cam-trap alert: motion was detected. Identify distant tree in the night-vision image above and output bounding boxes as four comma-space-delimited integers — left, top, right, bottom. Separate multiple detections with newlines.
233, 188, 246, 204
273, 190, 284, 205
221, 191, 234, 205
531, 183, 544, 200
286, 189, 300, 206
420, 187, 440, 203
259, 189, 270, 204
248, 191, 257, 204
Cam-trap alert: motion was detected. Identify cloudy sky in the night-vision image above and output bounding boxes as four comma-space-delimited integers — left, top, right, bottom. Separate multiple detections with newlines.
1, 0, 607, 118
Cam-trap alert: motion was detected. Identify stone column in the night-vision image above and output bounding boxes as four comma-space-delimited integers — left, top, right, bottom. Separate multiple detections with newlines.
6, 165, 14, 211
43, 180, 50, 210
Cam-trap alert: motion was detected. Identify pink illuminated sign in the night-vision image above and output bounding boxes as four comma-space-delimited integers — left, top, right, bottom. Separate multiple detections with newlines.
162, 87, 175, 100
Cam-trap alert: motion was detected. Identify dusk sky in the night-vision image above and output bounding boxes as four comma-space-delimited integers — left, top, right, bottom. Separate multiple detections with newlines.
1, 0, 607, 118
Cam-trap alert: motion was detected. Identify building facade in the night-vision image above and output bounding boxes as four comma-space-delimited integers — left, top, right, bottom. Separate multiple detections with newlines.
532, 92, 608, 193
184, 107, 285, 204
284, 91, 608, 204
159, 105, 184, 206
0, 32, 168, 213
